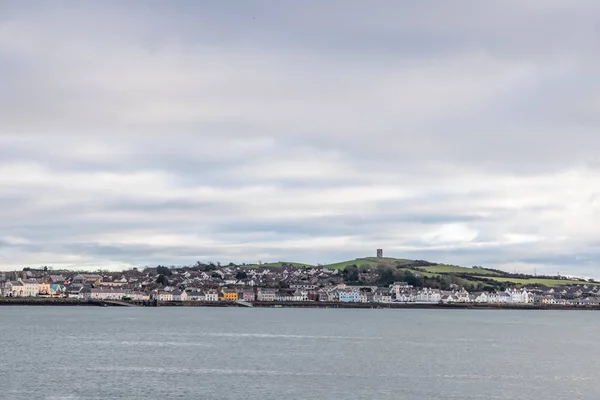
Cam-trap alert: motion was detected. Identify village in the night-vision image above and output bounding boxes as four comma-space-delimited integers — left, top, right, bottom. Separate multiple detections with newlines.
2, 262, 600, 307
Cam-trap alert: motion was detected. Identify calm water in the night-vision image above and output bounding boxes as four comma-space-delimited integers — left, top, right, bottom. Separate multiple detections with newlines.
0, 307, 598, 399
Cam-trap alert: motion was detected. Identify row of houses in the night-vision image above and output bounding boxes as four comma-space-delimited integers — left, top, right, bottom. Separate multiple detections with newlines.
151, 286, 535, 304
0, 277, 573, 306
3, 273, 600, 307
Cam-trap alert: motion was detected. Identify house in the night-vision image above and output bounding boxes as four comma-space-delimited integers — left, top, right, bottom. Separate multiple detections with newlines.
189, 291, 205, 301
5, 281, 24, 297
396, 291, 416, 303
158, 291, 174, 301
506, 288, 532, 304
454, 289, 470, 303
65, 285, 84, 299
415, 288, 441, 303
101, 277, 128, 287
582, 297, 600, 306
129, 291, 148, 301
205, 289, 219, 302
72, 274, 103, 285
472, 292, 489, 303
47, 275, 66, 284
292, 289, 308, 301
289, 283, 317, 290
4, 279, 39, 297
221, 289, 239, 301
49, 284, 65, 297
441, 294, 456, 303
318, 289, 337, 302
495, 292, 511, 303
38, 283, 51, 296
373, 288, 392, 303
358, 291, 370, 303
21, 279, 40, 297
391, 282, 413, 296
82, 287, 128, 300
337, 289, 360, 303
171, 291, 188, 301
275, 290, 297, 302
256, 288, 276, 302
307, 290, 320, 301
241, 289, 255, 302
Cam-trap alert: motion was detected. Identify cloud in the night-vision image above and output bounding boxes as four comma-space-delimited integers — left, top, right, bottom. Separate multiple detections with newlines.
1, 1, 600, 276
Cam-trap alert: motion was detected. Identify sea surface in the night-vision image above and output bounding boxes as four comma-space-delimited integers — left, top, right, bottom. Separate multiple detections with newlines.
0, 307, 598, 399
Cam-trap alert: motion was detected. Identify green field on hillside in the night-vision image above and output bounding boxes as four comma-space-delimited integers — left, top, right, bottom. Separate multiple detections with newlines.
416, 265, 502, 276
477, 276, 593, 287
240, 256, 593, 287
322, 257, 413, 270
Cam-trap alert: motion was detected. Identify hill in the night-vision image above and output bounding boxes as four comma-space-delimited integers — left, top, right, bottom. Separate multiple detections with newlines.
243, 257, 595, 288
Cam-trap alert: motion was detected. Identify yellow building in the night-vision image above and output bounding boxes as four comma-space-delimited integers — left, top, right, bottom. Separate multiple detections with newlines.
221, 289, 239, 301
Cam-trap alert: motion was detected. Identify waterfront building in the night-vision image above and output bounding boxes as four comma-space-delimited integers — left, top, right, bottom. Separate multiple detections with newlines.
221, 289, 239, 301
338, 289, 361, 303
205, 289, 219, 302
256, 288, 276, 301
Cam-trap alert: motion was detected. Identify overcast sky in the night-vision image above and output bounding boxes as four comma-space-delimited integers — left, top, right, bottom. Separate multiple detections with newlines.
2, 1, 600, 275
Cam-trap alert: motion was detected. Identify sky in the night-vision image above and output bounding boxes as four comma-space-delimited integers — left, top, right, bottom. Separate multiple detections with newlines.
2, 1, 600, 275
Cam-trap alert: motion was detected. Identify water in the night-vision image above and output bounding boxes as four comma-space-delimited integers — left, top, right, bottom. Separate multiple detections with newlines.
0, 307, 598, 399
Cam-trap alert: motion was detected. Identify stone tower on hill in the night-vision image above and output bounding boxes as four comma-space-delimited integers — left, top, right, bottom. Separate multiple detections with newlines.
376, 249, 383, 258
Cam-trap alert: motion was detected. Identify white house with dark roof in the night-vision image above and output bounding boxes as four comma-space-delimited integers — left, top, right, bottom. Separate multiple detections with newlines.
204, 289, 219, 302
171, 291, 188, 301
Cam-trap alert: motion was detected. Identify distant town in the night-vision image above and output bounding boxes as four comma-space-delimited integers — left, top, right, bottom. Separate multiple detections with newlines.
2, 251, 600, 308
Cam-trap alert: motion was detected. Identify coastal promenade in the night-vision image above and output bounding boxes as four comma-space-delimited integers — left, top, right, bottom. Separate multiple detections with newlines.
3, 297, 600, 310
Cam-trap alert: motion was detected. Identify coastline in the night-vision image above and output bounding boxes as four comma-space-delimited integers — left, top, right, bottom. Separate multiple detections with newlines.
2, 297, 600, 310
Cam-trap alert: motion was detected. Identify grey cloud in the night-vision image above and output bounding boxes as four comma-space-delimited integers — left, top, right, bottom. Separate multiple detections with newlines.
2, 1, 600, 275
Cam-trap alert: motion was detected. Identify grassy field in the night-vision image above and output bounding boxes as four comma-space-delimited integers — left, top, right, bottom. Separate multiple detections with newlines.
476, 276, 594, 287
244, 257, 415, 270
416, 265, 502, 276
321, 257, 414, 270
240, 257, 593, 287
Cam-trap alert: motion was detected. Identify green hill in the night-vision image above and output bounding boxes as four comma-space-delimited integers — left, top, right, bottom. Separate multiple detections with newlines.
415, 265, 502, 276
321, 257, 414, 270
241, 256, 595, 288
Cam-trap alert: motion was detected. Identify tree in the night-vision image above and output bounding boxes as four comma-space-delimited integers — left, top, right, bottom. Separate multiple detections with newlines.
342, 265, 359, 282
377, 268, 396, 286
403, 270, 422, 287
235, 271, 248, 280
156, 274, 169, 286
156, 266, 171, 276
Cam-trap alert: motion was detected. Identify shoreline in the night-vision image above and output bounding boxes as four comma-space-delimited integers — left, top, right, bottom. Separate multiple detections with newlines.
1, 298, 600, 310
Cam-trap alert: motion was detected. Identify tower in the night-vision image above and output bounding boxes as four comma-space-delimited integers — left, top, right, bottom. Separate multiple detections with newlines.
376, 249, 383, 258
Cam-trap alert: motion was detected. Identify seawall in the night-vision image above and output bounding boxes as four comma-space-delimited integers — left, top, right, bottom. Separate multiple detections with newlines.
2, 297, 600, 310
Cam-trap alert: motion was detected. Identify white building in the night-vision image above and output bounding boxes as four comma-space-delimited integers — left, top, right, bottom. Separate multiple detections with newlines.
188, 291, 205, 301
506, 288, 532, 304
415, 288, 441, 303
158, 291, 173, 301
204, 289, 219, 302
171, 291, 188, 301
21, 279, 40, 297
256, 288, 276, 302
5, 279, 39, 297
